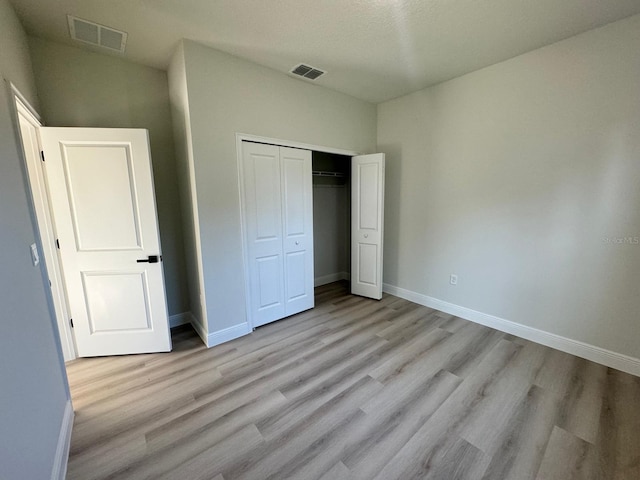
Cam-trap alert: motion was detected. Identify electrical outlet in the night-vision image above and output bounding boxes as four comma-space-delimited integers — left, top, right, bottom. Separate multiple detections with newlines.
450, 274, 458, 285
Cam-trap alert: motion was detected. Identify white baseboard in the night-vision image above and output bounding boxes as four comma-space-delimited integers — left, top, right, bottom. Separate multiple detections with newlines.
206, 322, 252, 348
315, 271, 350, 287
188, 313, 208, 346
51, 400, 74, 480
383, 283, 640, 377
188, 312, 251, 348
169, 312, 192, 328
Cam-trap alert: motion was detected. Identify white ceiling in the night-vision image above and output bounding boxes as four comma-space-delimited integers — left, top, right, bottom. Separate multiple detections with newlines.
10, 0, 640, 103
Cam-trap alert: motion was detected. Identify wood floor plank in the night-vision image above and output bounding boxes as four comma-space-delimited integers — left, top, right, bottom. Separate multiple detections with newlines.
223, 376, 383, 480
70, 363, 220, 450
370, 339, 523, 480
367, 326, 451, 385
439, 315, 468, 333
71, 345, 231, 409
65, 281, 640, 480
256, 342, 388, 439
371, 321, 490, 385
478, 384, 559, 480
442, 327, 505, 378
459, 341, 549, 452
318, 461, 350, 480
598, 369, 640, 480
156, 424, 265, 480
66, 432, 147, 480
347, 369, 463, 479
535, 354, 607, 444
421, 435, 490, 480
145, 389, 287, 452
535, 426, 602, 480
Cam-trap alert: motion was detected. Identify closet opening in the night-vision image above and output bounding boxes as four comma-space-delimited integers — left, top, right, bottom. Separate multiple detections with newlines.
237, 133, 384, 330
312, 151, 352, 288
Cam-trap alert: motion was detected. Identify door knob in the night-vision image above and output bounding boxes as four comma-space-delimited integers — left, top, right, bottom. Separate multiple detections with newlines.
137, 255, 161, 263
364, 234, 368, 238
295, 241, 299, 245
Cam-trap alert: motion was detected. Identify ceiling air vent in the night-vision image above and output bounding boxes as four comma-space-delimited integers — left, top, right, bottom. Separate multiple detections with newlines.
290, 64, 326, 80
67, 15, 127, 53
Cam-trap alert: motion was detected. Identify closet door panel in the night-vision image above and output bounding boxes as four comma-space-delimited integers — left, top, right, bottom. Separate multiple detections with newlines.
282, 156, 305, 234
352, 153, 385, 300
254, 158, 282, 241
281, 147, 315, 316
285, 251, 306, 299
257, 255, 282, 307
242, 142, 286, 327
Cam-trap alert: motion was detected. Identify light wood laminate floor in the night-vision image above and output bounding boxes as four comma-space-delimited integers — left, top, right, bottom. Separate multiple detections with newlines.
66, 282, 640, 480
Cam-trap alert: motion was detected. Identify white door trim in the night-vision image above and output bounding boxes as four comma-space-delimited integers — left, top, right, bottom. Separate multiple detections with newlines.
235, 133, 361, 329
236, 133, 360, 158
10, 81, 41, 122
12, 87, 77, 361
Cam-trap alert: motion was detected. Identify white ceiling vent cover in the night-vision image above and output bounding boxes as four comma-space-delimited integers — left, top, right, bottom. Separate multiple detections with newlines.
290, 64, 326, 80
67, 15, 127, 53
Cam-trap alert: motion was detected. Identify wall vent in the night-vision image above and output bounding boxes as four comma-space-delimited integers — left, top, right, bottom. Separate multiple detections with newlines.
290, 64, 326, 80
67, 15, 127, 53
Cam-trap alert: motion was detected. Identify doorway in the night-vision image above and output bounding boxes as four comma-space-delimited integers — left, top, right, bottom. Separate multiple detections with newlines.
236, 133, 385, 330
13, 88, 76, 361
12, 87, 172, 360
311, 151, 351, 287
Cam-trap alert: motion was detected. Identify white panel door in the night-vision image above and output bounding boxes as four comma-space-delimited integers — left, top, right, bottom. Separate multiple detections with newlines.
280, 147, 314, 316
242, 142, 286, 327
40, 128, 171, 357
241, 142, 314, 328
351, 153, 385, 299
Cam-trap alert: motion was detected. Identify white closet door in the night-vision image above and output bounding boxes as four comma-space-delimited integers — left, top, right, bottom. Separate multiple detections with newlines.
351, 153, 385, 299
40, 127, 171, 357
242, 142, 286, 327
280, 147, 314, 316
242, 142, 314, 328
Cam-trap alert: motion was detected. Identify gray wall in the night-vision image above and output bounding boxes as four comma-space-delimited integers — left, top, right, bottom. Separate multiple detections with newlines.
0, 0, 70, 478
313, 186, 350, 281
377, 14, 640, 359
167, 43, 204, 327
172, 40, 377, 333
28, 37, 189, 316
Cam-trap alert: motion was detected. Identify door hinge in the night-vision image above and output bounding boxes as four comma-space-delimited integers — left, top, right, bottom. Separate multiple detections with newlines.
40, 151, 45, 162
70, 318, 74, 328
56, 239, 60, 249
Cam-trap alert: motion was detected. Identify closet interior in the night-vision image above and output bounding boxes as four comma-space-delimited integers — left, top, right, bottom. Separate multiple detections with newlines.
312, 151, 351, 286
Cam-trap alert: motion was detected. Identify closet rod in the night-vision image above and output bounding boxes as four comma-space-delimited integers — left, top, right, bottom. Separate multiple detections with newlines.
312, 170, 345, 178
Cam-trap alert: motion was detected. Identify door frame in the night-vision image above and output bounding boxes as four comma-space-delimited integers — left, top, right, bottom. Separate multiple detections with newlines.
8, 82, 77, 360
235, 133, 360, 330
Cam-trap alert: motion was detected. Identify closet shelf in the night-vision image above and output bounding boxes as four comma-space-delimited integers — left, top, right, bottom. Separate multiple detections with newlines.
312, 170, 345, 178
